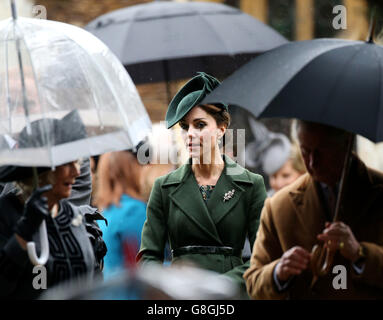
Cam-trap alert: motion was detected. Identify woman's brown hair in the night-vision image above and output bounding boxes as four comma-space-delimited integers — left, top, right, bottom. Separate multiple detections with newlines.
199, 104, 231, 150
199, 104, 231, 129
95, 151, 143, 209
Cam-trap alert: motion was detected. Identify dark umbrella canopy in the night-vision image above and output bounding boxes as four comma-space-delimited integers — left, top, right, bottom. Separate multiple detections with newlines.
85, 1, 288, 84
203, 38, 383, 143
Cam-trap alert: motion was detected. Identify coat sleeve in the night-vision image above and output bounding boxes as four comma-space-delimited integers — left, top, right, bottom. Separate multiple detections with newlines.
68, 157, 92, 206
0, 234, 30, 297
81, 207, 108, 274
350, 241, 383, 288
243, 198, 289, 300
136, 178, 167, 265
223, 174, 267, 295
0, 196, 30, 297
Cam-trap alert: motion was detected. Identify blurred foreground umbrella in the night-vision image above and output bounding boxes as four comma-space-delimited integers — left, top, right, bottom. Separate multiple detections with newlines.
0, 1, 151, 265
85, 1, 287, 101
40, 263, 239, 300
204, 25, 383, 287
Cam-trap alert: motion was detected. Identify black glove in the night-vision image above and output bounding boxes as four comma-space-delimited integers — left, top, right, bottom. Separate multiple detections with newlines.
15, 184, 52, 241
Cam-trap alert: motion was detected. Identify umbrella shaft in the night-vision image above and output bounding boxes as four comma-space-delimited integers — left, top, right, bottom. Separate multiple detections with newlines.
333, 134, 355, 221
17, 47, 29, 116
10, 0, 17, 20
32, 167, 39, 189
13, 21, 31, 133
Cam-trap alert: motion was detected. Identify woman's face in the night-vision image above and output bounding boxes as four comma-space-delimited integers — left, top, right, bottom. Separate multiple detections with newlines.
269, 160, 302, 192
47, 161, 81, 201
179, 106, 225, 162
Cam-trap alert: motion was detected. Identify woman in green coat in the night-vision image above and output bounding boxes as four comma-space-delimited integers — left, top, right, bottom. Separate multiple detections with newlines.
136, 72, 267, 297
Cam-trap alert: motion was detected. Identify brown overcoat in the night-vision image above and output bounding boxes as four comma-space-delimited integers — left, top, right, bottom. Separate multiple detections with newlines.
244, 156, 383, 299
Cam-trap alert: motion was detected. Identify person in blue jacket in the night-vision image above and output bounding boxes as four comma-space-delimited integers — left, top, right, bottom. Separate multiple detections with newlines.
96, 150, 147, 279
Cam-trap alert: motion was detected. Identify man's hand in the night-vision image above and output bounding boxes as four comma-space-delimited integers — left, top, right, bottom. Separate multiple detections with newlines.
317, 221, 360, 262
276, 246, 311, 282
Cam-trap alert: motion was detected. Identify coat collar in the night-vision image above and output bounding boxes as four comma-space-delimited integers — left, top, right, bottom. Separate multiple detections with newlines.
288, 174, 327, 241
164, 155, 253, 245
162, 154, 252, 186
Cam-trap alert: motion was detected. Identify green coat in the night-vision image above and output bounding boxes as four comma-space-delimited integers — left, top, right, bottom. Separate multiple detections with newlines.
137, 155, 267, 295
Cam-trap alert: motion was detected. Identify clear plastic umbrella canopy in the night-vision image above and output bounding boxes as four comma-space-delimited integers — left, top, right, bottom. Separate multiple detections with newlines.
0, 16, 152, 168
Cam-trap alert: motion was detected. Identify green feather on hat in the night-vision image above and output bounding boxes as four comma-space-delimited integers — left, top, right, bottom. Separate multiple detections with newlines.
165, 72, 228, 129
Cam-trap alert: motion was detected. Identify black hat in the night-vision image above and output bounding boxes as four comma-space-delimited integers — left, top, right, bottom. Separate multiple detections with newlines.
0, 109, 87, 182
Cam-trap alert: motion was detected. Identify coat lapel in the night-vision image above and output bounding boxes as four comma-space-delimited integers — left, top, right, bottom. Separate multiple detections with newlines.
289, 174, 327, 243
167, 162, 223, 245
207, 155, 251, 225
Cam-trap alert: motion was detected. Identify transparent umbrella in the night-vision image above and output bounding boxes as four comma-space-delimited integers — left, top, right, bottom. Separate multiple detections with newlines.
0, 1, 152, 265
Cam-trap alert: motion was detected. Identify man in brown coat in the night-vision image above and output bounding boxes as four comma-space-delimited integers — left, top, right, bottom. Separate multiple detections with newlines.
244, 121, 383, 299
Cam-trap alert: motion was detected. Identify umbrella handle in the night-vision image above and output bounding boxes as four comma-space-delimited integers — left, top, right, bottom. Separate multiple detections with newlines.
311, 244, 334, 275
309, 243, 335, 289
27, 220, 50, 266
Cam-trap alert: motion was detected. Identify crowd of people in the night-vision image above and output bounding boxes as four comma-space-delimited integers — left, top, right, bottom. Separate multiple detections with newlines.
0, 72, 382, 300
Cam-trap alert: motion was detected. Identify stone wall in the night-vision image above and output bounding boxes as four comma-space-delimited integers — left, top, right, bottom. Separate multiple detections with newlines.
1, 0, 34, 19
34, 0, 151, 26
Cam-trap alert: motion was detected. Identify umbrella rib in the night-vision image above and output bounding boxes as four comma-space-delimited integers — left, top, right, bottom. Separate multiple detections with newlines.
13, 23, 31, 135
69, 37, 137, 143
67, 38, 106, 132
319, 43, 364, 127
97, 4, 236, 25
196, 10, 235, 56
4, 20, 13, 134
121, 3, 149, 65
19, 21, 55, 168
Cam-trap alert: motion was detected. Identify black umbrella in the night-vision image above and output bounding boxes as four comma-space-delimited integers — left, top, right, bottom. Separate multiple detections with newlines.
85, 1, 287, 101
203, 37, 383, 143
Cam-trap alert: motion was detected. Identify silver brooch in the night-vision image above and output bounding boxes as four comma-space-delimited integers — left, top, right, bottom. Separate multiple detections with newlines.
223, 189, 235, 202
71, 213, 83, 227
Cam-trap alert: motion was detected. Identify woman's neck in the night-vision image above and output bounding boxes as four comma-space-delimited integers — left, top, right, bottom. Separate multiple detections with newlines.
192, 150, 225, 185
48, 200, 60, 218
51, 203, 60, 218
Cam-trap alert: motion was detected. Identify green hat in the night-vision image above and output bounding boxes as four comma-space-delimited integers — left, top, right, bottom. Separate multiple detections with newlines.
165, 72, 228, 129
